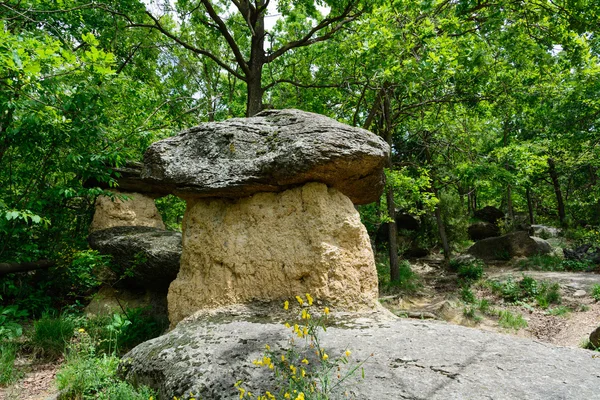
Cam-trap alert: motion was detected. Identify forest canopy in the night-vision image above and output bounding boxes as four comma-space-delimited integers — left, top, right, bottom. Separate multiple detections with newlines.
1, 0, 599, 280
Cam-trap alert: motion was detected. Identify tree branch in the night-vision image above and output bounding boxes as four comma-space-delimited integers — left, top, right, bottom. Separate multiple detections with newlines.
0, 260, 56, 275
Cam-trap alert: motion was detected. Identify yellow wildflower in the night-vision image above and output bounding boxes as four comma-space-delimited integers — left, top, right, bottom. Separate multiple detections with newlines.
281, 354, 285, 362
301, 358, 309, 364
290, 365, 297, 375
301, 368, 306, 377
284, 300, 289, 310
295, 295, 304, 305
78, 328, 85, 333
285, 322, 291, 328
295, 393, 305, 400
324, 307, 330, 315
265, 344, 270, 351
284, 393, 291, 399
345, 349, 351, 357
322, 353, 329, 361
238, 388, 246, 399
306, 293, 313, 306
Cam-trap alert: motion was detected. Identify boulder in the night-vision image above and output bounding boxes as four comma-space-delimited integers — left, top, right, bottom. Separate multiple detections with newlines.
374, 214, 420, 245
473, 206, 504, 225
467, 231, 551, 260
120, 304, 600, 400
589, 326, 600, 348
532, 225, 561, 238
467, 221, 501, 241
85, 286, 168, 320
88, 226, 182, 292
141, 109, 389, 205
90, 190, 165, 232
167, 183, 378, 326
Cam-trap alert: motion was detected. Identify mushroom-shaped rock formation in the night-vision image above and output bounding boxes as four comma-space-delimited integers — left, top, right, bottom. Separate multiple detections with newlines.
142, 109, 389, 205
142, 110, 389, 326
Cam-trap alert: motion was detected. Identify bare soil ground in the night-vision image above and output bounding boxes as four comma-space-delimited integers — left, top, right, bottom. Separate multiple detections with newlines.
380, 256, 600, 349
0, 358, 61, 400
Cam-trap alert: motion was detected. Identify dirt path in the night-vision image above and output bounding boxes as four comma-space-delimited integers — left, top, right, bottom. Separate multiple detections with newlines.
0, 359, 60, 400
381, 260, 600, 349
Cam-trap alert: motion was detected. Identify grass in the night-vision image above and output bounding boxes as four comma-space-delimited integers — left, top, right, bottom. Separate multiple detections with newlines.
497, 310, 528, 330
487, 275, 561, 308
376, 256, 421, 294
518, 254, 592, 272
591, 284, 600, 301
0, 342, 21, 386
31, 313, 77, 360
546, 306, 571, 317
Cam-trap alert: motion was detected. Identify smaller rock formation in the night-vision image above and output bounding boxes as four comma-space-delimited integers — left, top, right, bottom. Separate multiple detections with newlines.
474, 206, 504, 224
532, 224, 561, 238
88, 226, 182, 292
89, 190, 165, 232
468, 222, 501, 241
467, 231, 551, 260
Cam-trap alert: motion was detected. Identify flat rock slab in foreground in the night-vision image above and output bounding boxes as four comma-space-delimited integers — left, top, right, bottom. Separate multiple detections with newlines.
120, 306, 600, 399
142, 109, 389, 204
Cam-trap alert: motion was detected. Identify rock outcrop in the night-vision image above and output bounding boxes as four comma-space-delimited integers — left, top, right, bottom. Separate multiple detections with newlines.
473, 205, 504, 224
168, 183, 378, 325
467, 221, 501, 241
142, 109, 389, 205
120, 304, 600, 400
467, 231, 551, 260
89, 190, 165, 232
89, 226, 181, 292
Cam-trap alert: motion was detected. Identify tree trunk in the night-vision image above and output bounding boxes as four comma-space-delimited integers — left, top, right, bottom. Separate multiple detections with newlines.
386, 188, 400, 282
526, 187, 535, 225
246, 4, 265, 117
0, 260, 56, 275
434, 189, 451, 262
382, 89, 400, 282
548, 158, 566, 226
506, 184, 514, 224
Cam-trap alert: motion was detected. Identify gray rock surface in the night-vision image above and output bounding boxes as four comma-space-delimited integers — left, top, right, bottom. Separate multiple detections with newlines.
89, 226, 181, 292
467, 221, 501, 241
532, 224, 562, 238
468, 231, 551, 260
141, 109, 389, 204
120, 304, 600, 400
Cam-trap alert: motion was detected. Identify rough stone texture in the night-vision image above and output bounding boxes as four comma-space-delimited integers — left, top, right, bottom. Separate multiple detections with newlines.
467, 231, 551, 260
120, 304, 600, 400
167, 183, 378, 326
532, 224, 562, 238
142, 109, 389, 205
589, 326, 600, 348
473, 205, 504, 224
89, 226, 182, 292
85, 286, 168, 319
89, 190, 165, 232
467, 221, 501, 241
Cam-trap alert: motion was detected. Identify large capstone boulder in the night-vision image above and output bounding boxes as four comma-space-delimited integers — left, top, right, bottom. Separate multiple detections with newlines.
467, 231, 551, 260
90, 190, 165, 232
473, 205, 504, 225
89, 226, 181, 292
141, 109, 389, 205
168, 183, 378, 326
467, 221, 501, 241
119, 304, 600, 400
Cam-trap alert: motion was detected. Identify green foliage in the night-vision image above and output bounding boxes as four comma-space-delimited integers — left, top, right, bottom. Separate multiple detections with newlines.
31, 313, 77, 360
518, 254, 592, 272
462, 306, 481, 322
56, 330, 155, 399
376, 256, 420, 294
0, 305, 28, 341
457, 261, 485, 284
460, 286, 476, 304
0, 342, 21, 387
592, 284, 600, 301
488, 276, 561, 308
155, 195, 186, 231
546, 306, 571, 317
497, 310, 528, 330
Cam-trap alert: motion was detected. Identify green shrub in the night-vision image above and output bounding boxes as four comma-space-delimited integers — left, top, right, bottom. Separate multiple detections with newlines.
56, 330, 155, 399
457, 261, 484, 283
377, 255, 420, 293
591, 284, 600, 301
460, 286, 476, 304
0, 342, 21, 386
489, 275, 561, 307
0, 304, 27, 341
463, 306, 481, 322
31, 313, 77, 360
546, 306, 570, 317
498, 310, 528, 330
477, 299, 492, 315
